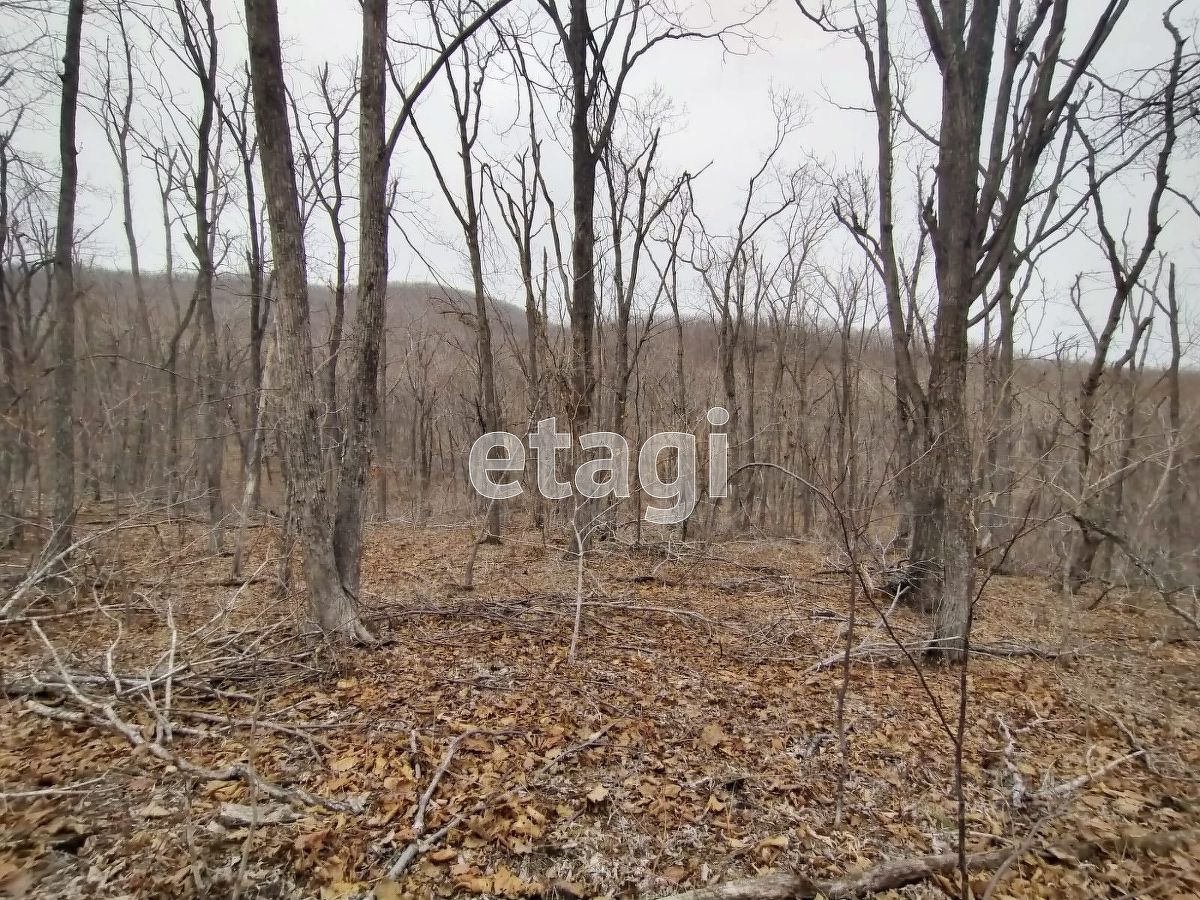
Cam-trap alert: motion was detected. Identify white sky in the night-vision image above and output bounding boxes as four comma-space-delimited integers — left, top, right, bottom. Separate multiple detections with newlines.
4, 0, 1199, 365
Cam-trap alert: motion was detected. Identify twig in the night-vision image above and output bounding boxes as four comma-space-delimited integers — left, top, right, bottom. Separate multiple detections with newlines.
370, 725, 611, 895
569, 526, 585, 663
996, 716, 1027, 808
172, 709, 332, 755
980, 810, 1058, 900
382, 728, 508, 883
658, 828, 1200, 899
1037, 749, 1145, 799
0, 775, 107, 798
230, 690, 264, 900
24, 623, 356, 813
414, 730, 477, 836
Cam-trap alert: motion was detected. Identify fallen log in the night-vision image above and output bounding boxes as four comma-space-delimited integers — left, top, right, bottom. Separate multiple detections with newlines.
658, 829, 1200, 899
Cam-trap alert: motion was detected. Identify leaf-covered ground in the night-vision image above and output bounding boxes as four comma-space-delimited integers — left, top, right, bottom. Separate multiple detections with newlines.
1, 522, 1198, 898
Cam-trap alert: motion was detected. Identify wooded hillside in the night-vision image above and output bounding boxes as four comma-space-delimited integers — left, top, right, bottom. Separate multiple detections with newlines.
1, 0, 1199, 897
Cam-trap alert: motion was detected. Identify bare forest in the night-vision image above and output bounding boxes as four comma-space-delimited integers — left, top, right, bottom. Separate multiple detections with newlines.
2, 0, 1200, 897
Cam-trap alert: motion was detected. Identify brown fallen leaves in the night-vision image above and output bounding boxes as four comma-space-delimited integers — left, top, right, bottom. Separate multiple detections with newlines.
0, 522, 1198, 899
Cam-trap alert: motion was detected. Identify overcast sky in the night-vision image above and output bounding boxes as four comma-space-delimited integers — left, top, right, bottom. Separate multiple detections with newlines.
5, 0, 1199, 365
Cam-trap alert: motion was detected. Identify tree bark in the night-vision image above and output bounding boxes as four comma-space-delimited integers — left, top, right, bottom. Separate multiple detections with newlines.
47, 0, 85, 568
174, 0, 225, 552
566, 0, 597, 431
561, 0, 600, 557
331, 0, 389, 596
243, 0, 374, 642
906, 1, 1002, 659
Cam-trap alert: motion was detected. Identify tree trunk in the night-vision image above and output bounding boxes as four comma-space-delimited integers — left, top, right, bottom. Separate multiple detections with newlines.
869, 0, 924, 549
47, 0, 85, 568
564, 0, 598, 556
232, 328, 276, 578
522, 224, 544, 530
332, 0, 389, 596
981, 250, 1017, 559
907, 1, 1001, 658
175, 0, 225, 553
469, 235, 502, 543
1163, 264, 1182, 555
243, 0, 374, 642
0, 146, 18, 541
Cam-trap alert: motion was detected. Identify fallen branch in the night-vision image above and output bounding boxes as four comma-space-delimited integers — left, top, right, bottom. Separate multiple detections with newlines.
658, 828, 1200, 899
22, 622, 357, 814
382, 728, 516, 882
368, 725, 612, 898
1037, 750, 1145, 799
1071, 514, 1200, 631
24, 700, 356, 813
173, 708, 333, 758
805, 640, 1077, 673
997, 716, 1027, 808
0, 775, 108, 799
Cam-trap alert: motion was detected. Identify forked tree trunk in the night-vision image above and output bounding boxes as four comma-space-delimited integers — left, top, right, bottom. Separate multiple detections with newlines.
47, 0, 85, 568
1065, 16, 1182, 590
243, 0, 373, 642
826, 0, 1132, 657
109, 13, 151, 353
906, 0, 1001, 659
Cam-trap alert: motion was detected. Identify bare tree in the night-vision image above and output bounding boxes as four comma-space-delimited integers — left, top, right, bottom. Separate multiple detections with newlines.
487, 37, 553, 528
535, 0, 745, 552
243, 0, 375, 641
1066, 12, 1186, 591
221, 64, 273, 516
289, 62, 357, 454
800, 0, 1136, 658
327, 0, 517, 588
1158, 263, 1185, 557
410, 0, 505, 541
151, 0, 226, 550
600, 120, 686, 437
46, 0, 84, 568
689, 106, 798, 531
327, 0, 389, 599
93, 1, 151, 351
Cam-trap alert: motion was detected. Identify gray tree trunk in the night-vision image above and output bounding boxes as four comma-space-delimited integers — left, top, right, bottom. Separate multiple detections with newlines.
47, 0, 85, 568
981, 251, 1017, 559
563, 0, 599, 556
332, 0, 389, 596
907, 1, 1002, 659
243, 0, 373, 641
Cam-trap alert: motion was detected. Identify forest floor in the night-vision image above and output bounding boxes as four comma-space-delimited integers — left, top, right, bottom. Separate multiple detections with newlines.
1, 520, 1199, 899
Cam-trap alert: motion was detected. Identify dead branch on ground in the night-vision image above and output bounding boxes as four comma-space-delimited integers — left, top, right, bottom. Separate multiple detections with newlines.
659, 828, 1200, 899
